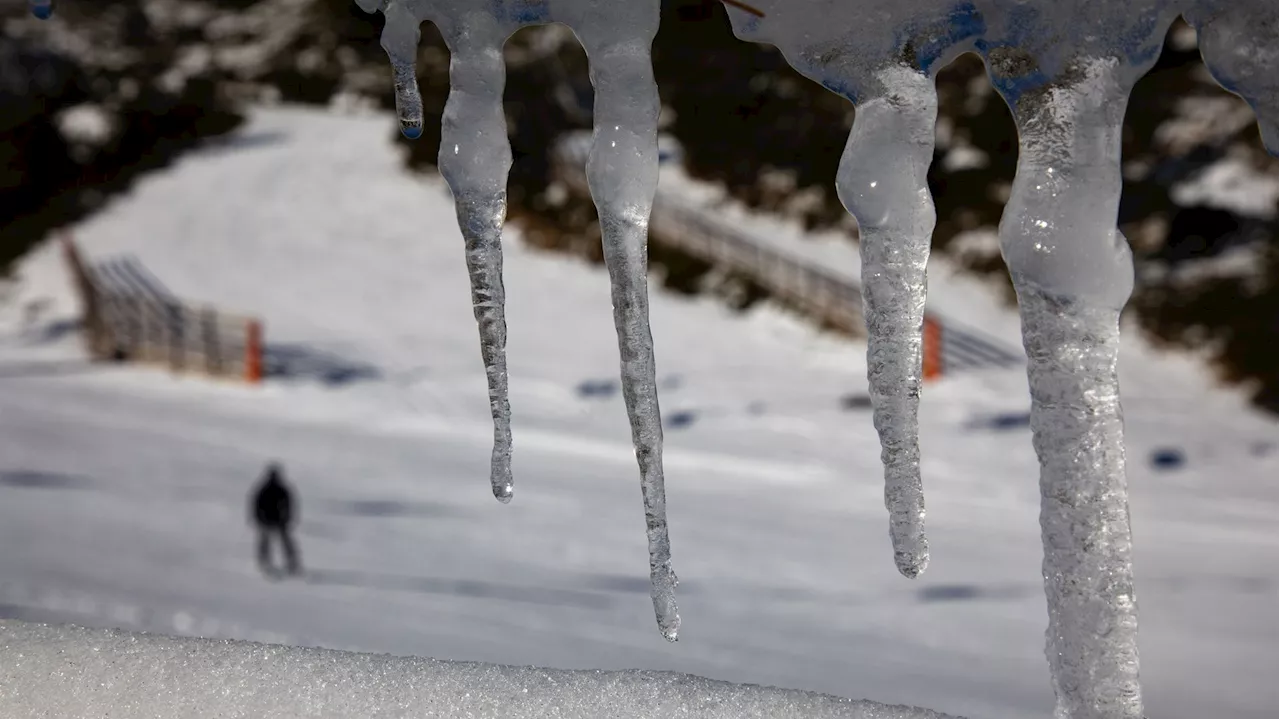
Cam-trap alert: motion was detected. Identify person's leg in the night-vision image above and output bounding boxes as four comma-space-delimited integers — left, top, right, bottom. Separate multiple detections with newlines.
281, 527, 301, 576
256, 527, 272, 574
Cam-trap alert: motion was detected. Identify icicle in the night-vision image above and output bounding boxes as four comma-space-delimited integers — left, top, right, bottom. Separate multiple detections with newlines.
979, 4, 1175, 714
29, 0, 52, 20
437, 22, 516, 504
380, 3, 426, 140
574, 2, 679, 642
364, 0, 677, 638
723, 1, 984, 579
368, 1, 515, 503
1185, 1, 1279, 155
835, 68, 939, 580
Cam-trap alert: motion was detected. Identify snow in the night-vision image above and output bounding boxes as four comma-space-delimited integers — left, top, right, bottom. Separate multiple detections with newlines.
0, 621, 962, 719
55, 103, 114, 146
1171, 156, 1280, 217
0, 107, 1275, 719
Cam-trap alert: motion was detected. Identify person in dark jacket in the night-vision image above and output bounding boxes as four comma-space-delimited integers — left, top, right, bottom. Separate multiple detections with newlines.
250, 462, 301, 578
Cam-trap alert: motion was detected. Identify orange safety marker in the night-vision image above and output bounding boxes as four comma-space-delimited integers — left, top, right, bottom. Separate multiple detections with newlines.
922, 314, 943, 382
245, 319, 263, 384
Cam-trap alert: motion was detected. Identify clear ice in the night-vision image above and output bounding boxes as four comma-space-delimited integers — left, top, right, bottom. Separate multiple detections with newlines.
359, 0, 678, 641
361, 0, 1277, 711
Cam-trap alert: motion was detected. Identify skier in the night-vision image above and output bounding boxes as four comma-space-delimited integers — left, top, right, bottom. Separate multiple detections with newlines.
250, 462, 301, 578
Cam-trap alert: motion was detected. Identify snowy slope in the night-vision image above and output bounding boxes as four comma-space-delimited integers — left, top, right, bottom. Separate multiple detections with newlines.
0, 106, 1274, 719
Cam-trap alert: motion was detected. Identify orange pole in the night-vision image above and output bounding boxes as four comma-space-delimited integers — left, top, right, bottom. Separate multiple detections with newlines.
245, 319, 263, 384
922, 314, 943, 382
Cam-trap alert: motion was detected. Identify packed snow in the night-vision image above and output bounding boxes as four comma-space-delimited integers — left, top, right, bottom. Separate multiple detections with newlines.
0, 621, 963, 719
0, 107, 1274, 719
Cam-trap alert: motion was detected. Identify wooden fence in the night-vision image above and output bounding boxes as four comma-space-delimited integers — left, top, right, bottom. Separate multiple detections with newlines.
550, 139, 1023, 380
61, 236, 263, 383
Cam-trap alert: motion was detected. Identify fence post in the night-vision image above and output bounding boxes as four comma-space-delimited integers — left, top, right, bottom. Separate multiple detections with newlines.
137, 296, 150, 361
168, 302, 184, 372
60, 234, 107, 359
203, 308, 222, 377
245, 319, 263, 384
923, 314, 943, 382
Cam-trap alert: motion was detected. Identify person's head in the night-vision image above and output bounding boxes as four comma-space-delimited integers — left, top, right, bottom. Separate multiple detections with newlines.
265, 462, 285, 483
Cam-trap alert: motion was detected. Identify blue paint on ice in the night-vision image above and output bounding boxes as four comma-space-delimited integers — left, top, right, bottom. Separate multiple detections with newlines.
500, 0, 549, 24
819, 77, 858, 104
975, 4, 1052, 101
900, 2, 986, 74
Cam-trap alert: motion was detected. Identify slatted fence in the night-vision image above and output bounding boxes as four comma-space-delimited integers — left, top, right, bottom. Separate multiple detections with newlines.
60, 235, 263, 383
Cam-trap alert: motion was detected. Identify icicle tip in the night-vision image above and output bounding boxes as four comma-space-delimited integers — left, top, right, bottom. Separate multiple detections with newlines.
400, 124, 423, 140
493, 482, 513, 504
31, 2, 52, 19
895, 550, 928, 579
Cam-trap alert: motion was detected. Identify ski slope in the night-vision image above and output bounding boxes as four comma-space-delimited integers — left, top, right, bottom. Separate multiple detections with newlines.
0, 106, 1274, 719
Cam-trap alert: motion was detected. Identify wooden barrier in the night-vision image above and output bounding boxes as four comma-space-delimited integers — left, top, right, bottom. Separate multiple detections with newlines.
60, 235, 264, 384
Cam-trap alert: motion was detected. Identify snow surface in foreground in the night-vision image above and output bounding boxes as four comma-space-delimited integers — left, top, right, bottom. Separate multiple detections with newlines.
0, 620, 961, 719
0, 107, 1274, 719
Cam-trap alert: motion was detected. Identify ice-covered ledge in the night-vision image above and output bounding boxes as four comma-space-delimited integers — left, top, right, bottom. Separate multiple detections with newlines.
0, 620, 964, 719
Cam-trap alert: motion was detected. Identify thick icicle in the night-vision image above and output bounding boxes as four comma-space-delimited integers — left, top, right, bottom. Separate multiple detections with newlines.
575, 2, 679, 642
980, 3, 1173, 710
835, 67, 939, 579
723, 0, 984, 579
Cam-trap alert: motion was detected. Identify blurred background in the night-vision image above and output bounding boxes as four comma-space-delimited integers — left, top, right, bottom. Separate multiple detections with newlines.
0, 2, 1275, 718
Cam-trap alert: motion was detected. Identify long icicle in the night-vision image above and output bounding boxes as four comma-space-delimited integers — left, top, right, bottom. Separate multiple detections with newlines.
835, 66, 938, 579
438, 19, 516, 504
995, 56, 1145, 719
581, 24, 679, 640
378, 4, 516, 503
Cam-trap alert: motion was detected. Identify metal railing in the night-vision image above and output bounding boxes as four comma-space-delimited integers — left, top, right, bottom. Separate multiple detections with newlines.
550, 141, 1023, 377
